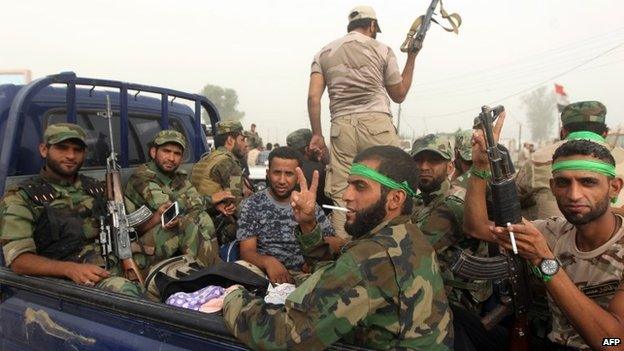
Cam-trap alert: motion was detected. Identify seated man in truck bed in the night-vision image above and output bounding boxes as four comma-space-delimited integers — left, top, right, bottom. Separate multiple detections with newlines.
237, 147, 337, 285
0, 123, 143, 297
223, 146, 453, 351
124, 130, 221, 277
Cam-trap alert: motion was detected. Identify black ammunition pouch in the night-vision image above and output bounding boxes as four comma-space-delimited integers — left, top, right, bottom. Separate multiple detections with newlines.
20, 176, 106, 262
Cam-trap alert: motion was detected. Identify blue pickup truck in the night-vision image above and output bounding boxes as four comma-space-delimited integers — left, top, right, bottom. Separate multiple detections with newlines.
0, 72, 362, 351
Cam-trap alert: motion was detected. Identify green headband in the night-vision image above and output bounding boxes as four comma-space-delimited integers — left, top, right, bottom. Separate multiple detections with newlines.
552, 159, 616, 178
350, 163, 417, 197
566, 131, 606, 143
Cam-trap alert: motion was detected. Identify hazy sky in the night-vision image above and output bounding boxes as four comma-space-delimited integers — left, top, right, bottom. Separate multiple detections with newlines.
2, 0, 623, 145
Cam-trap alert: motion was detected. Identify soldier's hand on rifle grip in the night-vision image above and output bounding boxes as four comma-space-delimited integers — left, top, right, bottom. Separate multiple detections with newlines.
471, 110, 507, 169
490, 219, 553, 266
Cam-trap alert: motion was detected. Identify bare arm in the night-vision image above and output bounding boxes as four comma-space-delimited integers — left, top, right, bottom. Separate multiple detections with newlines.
494, 221, 624, 350
548, 273, 624, 350
307, 73, 328, 162
385, 52, 416, 103
239, 237, 292, 284
11, 252, 110, 285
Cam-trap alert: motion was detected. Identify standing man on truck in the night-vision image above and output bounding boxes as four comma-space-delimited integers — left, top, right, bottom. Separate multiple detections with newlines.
0, 123, 143, 297
191, 121, 248, 245
307, 5, 418, 238
124, 130, 223, 276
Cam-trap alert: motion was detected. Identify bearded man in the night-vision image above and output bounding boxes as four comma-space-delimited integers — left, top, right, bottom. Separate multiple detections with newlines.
237, 147, 336, 285
465, 124, 624, 350
223, 145, 453, 351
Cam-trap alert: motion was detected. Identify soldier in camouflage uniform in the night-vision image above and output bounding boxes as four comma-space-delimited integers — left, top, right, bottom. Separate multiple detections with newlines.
516, 101, 624, 220
452, 129, 474, 189
411, 134, 491, 313
307, 6, 419, 240
223, 145, 453, 351
467, 135, 624, 350
0, 123, 143, 297
191, 121, 247, 244
124, 130, 220, 276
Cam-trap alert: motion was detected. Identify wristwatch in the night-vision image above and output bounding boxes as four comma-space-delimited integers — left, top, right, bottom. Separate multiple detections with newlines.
533, 257, 560, 282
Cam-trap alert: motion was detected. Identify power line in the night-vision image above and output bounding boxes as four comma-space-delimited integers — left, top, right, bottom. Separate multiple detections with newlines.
408, 42, 624, 120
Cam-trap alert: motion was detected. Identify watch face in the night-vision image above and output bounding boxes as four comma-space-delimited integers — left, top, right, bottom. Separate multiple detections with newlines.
540, 259, 559, 276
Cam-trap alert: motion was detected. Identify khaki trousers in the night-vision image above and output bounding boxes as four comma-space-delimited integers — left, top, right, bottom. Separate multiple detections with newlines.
326, 112, 401, 239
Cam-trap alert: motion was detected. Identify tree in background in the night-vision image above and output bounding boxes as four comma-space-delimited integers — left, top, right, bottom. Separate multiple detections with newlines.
200, 84, 245, 123
522, 86, 556, 142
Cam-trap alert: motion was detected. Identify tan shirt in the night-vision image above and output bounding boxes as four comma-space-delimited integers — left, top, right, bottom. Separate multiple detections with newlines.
311, 31, 402, 118
533, 216, 624, 350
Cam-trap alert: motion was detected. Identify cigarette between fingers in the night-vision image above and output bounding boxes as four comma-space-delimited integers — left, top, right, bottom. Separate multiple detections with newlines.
322, 205, 349, 212
507, 222, 518, 255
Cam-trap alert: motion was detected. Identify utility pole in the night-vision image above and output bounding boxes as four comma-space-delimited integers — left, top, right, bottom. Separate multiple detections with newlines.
397, 104, 402, 134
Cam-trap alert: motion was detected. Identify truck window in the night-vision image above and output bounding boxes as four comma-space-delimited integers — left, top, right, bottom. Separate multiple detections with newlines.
46, 111, 190, 168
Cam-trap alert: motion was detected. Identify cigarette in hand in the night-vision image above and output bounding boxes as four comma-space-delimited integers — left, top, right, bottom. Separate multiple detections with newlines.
507, 222, 518, 255
322, 205, 349, 212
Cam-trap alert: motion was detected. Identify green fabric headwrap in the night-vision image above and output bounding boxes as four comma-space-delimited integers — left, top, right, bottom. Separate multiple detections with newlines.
350, 163, 417, 197
566, 131, 606, 143
551, 159, 616, 178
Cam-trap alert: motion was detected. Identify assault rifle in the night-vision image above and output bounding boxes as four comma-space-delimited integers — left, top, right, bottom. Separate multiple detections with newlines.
400, 0, 461, 54
99, 95, 151, 284
452, 106, 531, 351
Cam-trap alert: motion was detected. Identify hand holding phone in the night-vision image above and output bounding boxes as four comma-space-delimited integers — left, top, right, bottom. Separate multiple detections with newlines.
161, 201, 180, 228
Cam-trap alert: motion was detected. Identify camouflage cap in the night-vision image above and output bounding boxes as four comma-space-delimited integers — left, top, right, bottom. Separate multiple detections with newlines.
454, 129, 473, 161
561, 101, 606, 126
286, 128, 312, 150
246, 134, 263, 149
153, 130, 186, 150
43, 123, 87, 146
411, 134, 453, 160
216, 121, 243, 135
348, 5, 381, 32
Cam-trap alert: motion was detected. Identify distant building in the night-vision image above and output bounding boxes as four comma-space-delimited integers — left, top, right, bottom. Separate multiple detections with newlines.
0, 69, 32, 85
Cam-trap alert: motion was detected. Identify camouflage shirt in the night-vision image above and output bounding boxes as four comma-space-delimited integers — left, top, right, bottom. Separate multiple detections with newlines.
124, 160, 218, 271
223, 215, 453, 351
236, 189, 334, 270
533, 216, 624, 350
412, 179, 491, 310
311, 31, 402, 118
190, 146, 244, 200
0, 168, 144, 297
0, 169, 105, 267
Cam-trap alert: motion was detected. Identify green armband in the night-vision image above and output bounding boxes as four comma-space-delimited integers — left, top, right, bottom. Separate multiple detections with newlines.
470, 167, 491, 180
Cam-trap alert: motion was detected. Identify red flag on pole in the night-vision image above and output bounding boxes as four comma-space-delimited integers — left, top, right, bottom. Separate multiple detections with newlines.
554, 83, 569, 112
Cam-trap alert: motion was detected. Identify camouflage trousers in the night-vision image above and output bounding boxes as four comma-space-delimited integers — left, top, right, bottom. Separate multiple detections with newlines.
96, 276, 145, 298
133, 210, 219, 275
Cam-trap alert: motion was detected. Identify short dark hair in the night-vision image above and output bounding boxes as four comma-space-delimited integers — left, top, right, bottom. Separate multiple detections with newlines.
553, 139, 615, 166
347, 18, 374, 32
214, 132, 241, 148
268, 146, 303, 168
353, 145, 418, 215
564, 122, 608, 136
266, 142, 273, 151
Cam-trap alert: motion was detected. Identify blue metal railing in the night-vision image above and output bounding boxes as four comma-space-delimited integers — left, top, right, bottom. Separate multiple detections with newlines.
0, 72, 221, 195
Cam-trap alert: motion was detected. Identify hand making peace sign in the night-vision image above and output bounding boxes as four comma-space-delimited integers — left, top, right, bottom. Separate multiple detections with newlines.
291, 167, 319, 232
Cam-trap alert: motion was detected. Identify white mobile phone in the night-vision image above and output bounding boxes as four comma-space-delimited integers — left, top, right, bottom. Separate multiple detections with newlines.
161, 202, 179, 227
